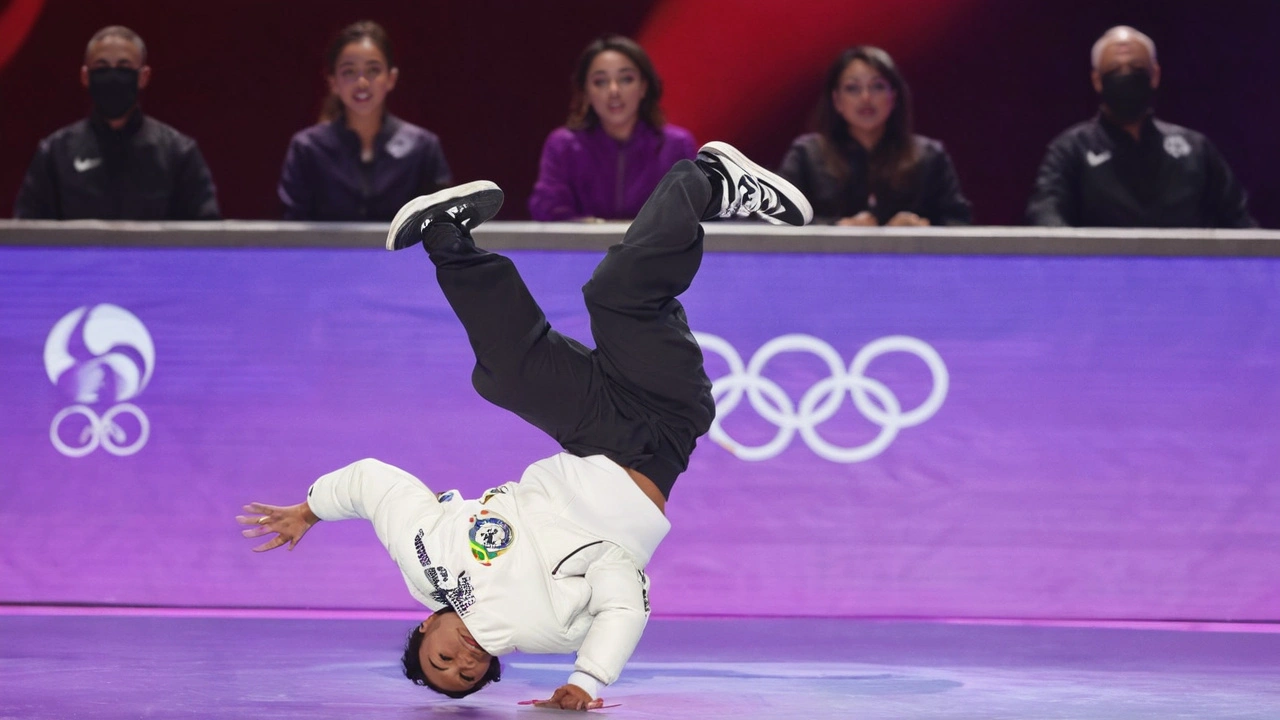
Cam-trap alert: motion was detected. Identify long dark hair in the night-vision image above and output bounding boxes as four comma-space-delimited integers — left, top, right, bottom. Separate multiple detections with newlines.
814, 46, 918, 193
566, 35, 665, 131
319, 20, 396, 123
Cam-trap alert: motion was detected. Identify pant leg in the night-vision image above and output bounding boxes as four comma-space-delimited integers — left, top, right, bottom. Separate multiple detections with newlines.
580, 159, 717, 451
425, 223, 596, 442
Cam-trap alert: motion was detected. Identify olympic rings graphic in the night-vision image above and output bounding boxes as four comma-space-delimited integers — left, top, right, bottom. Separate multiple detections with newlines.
49, 403, 151, 458
694, 333, 948, 463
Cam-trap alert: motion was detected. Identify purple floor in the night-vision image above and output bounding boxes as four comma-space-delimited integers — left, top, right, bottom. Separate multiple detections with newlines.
3, 611, 1279, 719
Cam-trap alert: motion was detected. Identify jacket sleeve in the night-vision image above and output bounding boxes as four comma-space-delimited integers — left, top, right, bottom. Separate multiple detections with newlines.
566, 545, 651, 699
13, 140, 60, 219
922, 145, 972, 226
277, 136, 314, 221
678, 129, 697, 160
1024, 134, 1078, 226
778, 137, 835, 224
777, 138, 812, 201
171, 141, 221, 220
424, 136, 453, 194
306, 458, 440, 556
528, 131, 580, 221
1200, 137, 1257, 228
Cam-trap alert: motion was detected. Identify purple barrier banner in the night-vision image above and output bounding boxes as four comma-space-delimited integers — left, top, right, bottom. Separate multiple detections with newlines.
1, 247, 1277, 620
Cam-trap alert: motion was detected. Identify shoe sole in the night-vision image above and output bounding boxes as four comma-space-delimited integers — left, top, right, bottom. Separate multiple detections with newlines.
700, 141, 814, 226
385, 180, 504, 251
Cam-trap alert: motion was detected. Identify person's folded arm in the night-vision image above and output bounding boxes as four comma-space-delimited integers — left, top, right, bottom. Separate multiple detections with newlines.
172, 141, 220, 220
1025, 135, 1078, 226
277, 136, 315, 221
422, 136, 453, 195
528, 130, 582, 221
926, 145, 973, 226
1201, 137, 1257, 229
14, 141, 59, 219
566, 546, 651, 699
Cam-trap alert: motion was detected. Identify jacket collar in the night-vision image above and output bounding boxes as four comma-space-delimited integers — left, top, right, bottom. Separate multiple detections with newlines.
329, 111, 401, 147
89, 107, 145, 139
1097, 112, 1158, 145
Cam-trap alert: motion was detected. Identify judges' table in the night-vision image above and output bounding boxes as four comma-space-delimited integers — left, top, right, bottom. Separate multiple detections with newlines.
2, 221, 1278, 620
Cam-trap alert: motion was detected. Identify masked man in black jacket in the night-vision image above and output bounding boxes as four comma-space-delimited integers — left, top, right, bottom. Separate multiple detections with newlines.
1026, 25, 1255, 228
14, 25, 221, 220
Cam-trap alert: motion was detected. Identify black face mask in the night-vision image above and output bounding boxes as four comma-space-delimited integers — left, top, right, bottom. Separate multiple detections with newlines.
88, 67, 140, 120
1100, 68, 1155, 124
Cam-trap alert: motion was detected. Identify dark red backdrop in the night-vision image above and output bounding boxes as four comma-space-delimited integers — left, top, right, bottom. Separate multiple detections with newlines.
2, 0, 1276, 225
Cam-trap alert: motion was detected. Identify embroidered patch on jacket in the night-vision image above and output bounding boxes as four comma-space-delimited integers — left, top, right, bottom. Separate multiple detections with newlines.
468, 510, 515, 565
1164, 135, 1191, 159
480, 486, 509, 505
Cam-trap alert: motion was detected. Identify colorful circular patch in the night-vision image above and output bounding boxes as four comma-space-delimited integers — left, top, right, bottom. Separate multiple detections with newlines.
468, 511, 514, 565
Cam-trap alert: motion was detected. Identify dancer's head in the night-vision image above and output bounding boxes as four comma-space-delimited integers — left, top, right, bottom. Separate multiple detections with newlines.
81, 26, 150, 121
321, 20, 398, 123
567, 35, 665, 138
402, 608, 501, 698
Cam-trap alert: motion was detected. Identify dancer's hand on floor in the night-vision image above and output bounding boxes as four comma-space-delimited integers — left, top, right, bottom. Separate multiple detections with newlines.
237, 502, 319, 552
535, 684, 602, 711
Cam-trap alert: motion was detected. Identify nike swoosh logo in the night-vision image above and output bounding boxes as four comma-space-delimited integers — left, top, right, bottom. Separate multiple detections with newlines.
74, 157, 103, 172
1085, 150, 1111, 167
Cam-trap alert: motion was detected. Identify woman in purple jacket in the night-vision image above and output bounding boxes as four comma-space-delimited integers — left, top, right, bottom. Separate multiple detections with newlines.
277, 21, 452, 222
529, 35, 696, 221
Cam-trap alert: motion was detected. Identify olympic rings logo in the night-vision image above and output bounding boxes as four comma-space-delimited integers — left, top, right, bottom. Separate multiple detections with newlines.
49, 403, 151, 458
694, 333, 948, 463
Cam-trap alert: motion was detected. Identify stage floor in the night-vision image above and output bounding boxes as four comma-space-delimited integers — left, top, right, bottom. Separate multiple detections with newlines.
2, 611, 1278, 719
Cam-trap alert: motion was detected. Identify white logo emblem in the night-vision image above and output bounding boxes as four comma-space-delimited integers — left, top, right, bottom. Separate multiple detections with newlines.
695, 333, 948, 463
44, 304, 155, 457
1163, 135, 1191, 159
73, 157, 102, 173
1086, 150, 1112, 167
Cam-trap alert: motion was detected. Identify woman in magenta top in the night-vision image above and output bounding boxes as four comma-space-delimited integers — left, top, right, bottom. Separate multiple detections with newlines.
529, 35, 696, 221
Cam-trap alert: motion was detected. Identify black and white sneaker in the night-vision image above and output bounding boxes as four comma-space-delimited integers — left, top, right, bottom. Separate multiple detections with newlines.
697, 141, 813, 226
385, 180, 505, 251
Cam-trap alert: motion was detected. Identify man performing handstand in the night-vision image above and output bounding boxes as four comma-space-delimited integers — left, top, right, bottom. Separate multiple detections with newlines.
238, 142, 812, 709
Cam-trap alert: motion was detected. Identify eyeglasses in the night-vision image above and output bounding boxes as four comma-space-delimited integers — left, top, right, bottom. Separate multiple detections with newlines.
840, 80, 893, 98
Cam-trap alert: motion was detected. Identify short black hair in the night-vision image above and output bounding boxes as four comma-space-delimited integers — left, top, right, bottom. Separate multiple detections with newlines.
402, 611, 502, 699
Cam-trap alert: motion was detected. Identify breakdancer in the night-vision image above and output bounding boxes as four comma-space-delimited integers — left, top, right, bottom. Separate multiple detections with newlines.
238, 141, 812, 710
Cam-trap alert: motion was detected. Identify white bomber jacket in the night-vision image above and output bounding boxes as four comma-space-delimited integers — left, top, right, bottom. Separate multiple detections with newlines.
306, 453, 671, 699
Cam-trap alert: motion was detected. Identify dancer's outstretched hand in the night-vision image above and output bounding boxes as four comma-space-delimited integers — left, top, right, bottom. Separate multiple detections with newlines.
237, 502, 319, 552
534, 684, 602, 711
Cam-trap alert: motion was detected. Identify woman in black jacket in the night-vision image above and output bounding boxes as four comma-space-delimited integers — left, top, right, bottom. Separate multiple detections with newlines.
779, 46, 971, 226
